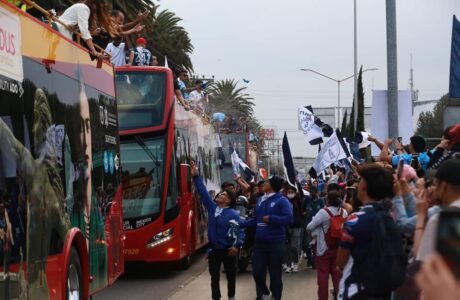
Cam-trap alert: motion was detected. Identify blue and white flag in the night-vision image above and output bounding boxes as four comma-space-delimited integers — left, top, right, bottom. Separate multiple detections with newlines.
309, 129, 351, 177
450, 15, 460, 99
298, 106, 324, 145
231, 150, 240, 176
217, 134, 225, 169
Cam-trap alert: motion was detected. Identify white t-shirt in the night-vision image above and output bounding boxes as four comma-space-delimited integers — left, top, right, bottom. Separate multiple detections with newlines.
105, 42, 126, 67
417, 198, 460, 261
189, 90, 204, 102
57, 3, 91, 41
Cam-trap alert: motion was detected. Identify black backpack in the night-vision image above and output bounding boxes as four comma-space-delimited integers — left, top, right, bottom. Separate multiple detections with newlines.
351, 204, 407, 297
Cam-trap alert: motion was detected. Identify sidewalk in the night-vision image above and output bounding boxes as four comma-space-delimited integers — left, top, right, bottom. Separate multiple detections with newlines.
167, 259, 322, 300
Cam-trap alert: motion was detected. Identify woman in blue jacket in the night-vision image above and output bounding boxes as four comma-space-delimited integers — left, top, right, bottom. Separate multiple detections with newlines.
191, 162, 244, 300
240, 175, 293, 300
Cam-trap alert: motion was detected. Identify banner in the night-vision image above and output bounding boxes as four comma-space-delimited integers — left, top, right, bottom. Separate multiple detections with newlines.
230, 150, 240, 176
298, 106, 324, 145
217, 134, 225, 169
0, 6, 23, 81
450, 15, 460, 99
282, 132, 296, 188
310, 129, 350, 177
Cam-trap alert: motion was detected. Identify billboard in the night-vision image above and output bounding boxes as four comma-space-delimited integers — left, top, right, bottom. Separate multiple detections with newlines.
371, 90, 413, 155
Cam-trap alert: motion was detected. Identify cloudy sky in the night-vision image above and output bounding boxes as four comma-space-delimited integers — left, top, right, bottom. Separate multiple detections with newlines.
159, 0, 459, 157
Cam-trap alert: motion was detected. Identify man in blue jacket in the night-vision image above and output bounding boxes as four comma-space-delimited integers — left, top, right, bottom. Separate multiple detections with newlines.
240, 175, 293, 300
191, 162, 244, 300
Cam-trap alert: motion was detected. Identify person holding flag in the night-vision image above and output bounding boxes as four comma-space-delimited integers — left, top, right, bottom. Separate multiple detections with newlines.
191, 162, 244, 300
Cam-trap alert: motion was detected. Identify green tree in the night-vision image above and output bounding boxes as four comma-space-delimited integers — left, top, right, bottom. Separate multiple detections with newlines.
208, 79, 255, 119
416, 94, 448, 147
108, 1, 194, 70
341, 109, 348, 136
345, 66, 365, 135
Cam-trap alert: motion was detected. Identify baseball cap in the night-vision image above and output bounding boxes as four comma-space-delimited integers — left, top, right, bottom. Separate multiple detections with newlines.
136, 37, 147, 45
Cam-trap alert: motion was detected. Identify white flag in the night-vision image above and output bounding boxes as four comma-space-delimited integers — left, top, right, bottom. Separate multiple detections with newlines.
312, 129, 350, 175
231, 150, 240, 176
298, 106, 323, 144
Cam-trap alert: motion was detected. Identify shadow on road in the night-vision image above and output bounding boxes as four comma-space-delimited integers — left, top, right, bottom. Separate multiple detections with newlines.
121, 247, 206, 280
95, 248, 208, 300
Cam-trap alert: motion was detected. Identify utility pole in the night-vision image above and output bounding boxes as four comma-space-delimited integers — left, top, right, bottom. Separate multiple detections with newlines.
386, 0, 399, 138
353, 0, 358, 130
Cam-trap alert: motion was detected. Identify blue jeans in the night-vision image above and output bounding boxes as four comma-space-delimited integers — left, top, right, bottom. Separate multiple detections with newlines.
252, 240, 285, 300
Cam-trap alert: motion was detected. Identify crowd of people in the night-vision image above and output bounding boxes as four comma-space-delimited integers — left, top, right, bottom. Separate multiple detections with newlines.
189, 124, 460, 300
16, 0, 158, 66
18, 0, 247, 135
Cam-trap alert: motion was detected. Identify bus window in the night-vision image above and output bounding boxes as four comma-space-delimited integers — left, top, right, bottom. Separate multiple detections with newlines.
120, 136, 165, 225
116, 72, 166, 130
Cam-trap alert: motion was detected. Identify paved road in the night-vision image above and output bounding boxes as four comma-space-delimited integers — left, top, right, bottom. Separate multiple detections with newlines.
94, 249, 208, 300
168, 258, 320, 300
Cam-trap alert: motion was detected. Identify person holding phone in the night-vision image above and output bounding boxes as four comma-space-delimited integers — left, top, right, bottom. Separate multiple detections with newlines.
415, 159, 460, 262
416, 254, 460, 300
190, 162, 244, 300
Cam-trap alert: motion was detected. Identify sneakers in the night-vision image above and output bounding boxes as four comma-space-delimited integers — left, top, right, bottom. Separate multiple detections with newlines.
228, 297, 235, 300
292, 263, 299, 272
285, 265, 292, 273
262, 295, 272, 300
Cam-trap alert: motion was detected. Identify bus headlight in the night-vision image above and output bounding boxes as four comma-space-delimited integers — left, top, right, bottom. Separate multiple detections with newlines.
146, 228, 174, 249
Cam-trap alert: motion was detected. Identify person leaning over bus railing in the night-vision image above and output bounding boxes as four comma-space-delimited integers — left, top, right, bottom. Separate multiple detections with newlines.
57, 0, 117, 57
174, 76, 190, 111
191, 162, 244, 300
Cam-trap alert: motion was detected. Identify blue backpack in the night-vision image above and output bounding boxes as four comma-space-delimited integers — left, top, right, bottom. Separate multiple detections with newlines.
348, 204, 407, 297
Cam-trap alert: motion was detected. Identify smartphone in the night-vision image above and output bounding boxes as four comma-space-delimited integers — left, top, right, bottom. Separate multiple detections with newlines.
397, 137, 402, 143
436, 208, 460, 279
396, 158, 404, 179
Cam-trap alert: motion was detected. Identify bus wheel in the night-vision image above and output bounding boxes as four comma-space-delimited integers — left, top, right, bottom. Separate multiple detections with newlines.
179, 240, 192, 270
179, 254, 192, 270
66, 247, 83, 300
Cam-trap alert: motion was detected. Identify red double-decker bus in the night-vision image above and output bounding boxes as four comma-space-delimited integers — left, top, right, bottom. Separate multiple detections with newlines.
115, 66, 220, 267
0, 1, 123, 299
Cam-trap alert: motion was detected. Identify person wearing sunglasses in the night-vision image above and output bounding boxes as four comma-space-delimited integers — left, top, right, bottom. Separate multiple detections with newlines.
191, 162, 244, 300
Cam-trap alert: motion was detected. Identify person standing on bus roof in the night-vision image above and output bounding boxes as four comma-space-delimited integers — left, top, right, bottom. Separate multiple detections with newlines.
191, 162, 244, 300
128, 37, 152, 66
239, 176, 293, 300
105, 36, 128, 66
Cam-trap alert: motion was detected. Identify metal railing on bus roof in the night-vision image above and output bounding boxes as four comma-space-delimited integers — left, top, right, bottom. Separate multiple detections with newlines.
20, 0, 111, 66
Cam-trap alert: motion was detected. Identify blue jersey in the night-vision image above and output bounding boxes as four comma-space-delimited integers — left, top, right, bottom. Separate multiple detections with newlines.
391, 152, 430, 171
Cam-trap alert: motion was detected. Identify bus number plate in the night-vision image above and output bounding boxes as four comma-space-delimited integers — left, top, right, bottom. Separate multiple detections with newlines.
123, 248, 140, 255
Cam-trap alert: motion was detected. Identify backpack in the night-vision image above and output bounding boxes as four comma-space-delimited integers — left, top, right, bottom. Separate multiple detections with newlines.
351, 204, 407, 297
322, 207, 346, 249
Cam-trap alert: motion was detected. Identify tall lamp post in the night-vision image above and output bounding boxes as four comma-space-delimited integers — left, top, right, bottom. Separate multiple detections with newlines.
300, 68, 378, 128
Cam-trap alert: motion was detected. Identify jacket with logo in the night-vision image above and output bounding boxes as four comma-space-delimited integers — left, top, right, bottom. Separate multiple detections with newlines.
240, 192, 293, 242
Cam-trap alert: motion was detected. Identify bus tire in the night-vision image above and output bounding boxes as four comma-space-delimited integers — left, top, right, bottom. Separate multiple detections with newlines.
179, 253, 192, 270
66, 247, 83, 300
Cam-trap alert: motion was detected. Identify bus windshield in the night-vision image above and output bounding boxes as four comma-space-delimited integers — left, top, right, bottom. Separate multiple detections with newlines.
116, 71, 166, 130
121, 136, 165, 223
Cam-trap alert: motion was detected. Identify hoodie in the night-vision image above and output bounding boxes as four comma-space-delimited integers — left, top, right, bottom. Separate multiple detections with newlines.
240, 193, 293, 242
193, 176, 244, 249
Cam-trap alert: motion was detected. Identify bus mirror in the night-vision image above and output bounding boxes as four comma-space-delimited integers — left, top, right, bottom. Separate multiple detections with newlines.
178, 164, 191, 194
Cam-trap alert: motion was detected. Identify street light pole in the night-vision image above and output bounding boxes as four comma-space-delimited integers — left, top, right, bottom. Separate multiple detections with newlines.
300, 68, 377, 129
353, 0, 358, 130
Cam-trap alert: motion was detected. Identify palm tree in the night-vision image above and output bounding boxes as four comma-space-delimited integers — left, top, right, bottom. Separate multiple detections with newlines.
110, 1, 194, 71
208, 79, 255, 119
